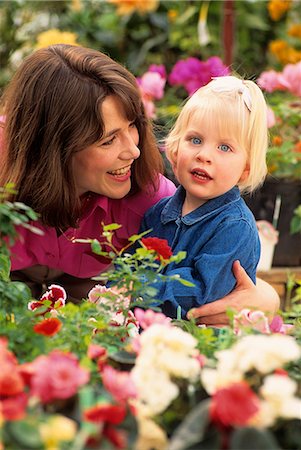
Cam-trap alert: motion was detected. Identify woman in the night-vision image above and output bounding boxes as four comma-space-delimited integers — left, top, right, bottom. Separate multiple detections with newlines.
0, 44, 279, 324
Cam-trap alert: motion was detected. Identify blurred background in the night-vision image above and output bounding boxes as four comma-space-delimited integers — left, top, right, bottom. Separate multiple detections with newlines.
0, 0, 300, 288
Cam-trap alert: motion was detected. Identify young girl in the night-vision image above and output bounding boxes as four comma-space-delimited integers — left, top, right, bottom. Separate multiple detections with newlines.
141, 75, 269, 319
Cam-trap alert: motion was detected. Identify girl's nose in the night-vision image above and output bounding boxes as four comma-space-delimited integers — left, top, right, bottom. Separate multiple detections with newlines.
196, 146, 212, 163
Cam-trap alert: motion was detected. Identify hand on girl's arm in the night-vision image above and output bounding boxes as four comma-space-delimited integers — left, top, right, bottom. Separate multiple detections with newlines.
187, 260, 280, 327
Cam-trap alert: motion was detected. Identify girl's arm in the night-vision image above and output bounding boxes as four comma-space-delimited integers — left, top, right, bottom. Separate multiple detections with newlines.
187, 260, 280, 327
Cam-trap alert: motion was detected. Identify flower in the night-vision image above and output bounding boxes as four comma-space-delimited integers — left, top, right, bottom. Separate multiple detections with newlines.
39, 415, 77, 450
107, 0, 159, 16
168, 56, 230, 95
33, 317, 62, 336
141, 237, 172, 261
29, 350, 89, 403
233, 309, 271, 335
267, 0, 292, 21
28, 284, 66, 314
102, 365, 137, 404
84, 403, 127, 424
35, 29, 79, 49
210, 382, 260, 427
134, 308, 172, 329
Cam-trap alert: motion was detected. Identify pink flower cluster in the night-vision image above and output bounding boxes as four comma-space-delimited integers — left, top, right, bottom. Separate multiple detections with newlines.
233, 309, 293, 336
137, 64, 166, 118
168, 56, 230, 95
257, 61, 301, 97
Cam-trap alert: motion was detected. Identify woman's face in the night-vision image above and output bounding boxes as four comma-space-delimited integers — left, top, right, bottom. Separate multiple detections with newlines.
73, 95, 140, 198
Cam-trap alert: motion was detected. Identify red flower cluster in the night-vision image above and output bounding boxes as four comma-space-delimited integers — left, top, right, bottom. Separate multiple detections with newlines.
141, 237, 173, 261
0, 338, 28, 420
33, 317, 62, 336
210, 382, 260, 427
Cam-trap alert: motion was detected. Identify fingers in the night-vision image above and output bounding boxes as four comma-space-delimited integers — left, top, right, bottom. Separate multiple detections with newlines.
194, 312, 230, 327
187, 300, 228, 320
232, 260, 254, 289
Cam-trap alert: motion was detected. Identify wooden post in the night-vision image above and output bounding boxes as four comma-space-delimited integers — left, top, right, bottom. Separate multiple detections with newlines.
223, 0, 235, 68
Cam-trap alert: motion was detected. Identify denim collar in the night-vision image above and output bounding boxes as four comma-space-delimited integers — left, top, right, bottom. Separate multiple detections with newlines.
161, 186, 241, 225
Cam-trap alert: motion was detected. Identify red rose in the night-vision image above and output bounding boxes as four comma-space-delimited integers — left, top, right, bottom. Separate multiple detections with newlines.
210, 382, 260, 427
141, 237, 172, 260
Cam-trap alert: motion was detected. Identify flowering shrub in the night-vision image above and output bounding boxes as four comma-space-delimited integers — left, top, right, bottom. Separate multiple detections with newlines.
1, 200, 301, 450
257, 61, 301, 180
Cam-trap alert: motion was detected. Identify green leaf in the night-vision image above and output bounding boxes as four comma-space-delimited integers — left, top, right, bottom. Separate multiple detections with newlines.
103, 223, 122, 231
168, 399, 211, 450
5, 419, 43, 449
0, 253, 11, 281
230, 427, 281, 450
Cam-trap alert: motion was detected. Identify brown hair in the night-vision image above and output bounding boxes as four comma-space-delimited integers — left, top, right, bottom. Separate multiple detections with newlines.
0, 44, 163, 228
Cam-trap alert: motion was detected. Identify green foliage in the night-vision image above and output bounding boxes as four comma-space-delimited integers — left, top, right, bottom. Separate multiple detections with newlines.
290, 205, 301, 235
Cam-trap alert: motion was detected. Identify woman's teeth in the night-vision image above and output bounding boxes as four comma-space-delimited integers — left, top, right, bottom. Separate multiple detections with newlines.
108, 165, 131, 176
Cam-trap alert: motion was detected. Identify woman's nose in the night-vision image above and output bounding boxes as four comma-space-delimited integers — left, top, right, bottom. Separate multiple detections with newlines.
120, 135, 140, 160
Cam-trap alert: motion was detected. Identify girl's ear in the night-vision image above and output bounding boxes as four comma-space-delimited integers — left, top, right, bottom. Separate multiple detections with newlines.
239, 164, 250, 182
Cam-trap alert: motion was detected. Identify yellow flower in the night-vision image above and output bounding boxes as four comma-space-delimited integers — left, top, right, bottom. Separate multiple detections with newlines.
267, 0, 292, 21
70, 0, 82, 11
288, 23, 301, 38
167, 9, 178, 22
36, 29, 79, 49
107, 0, 159, 16
39, 415, 77, 450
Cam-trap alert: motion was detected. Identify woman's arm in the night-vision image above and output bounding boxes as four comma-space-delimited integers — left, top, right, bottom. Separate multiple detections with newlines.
187, 260, 280, 327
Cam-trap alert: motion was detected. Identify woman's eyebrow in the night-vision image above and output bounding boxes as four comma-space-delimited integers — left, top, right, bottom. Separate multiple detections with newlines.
102, 128, 120, 139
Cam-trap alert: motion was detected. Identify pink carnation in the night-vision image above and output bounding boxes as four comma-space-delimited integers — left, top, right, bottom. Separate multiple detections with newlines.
102, 365, 137, 404
233, 309, 270, 335
281, 62, 301, 97
148, 63, 167, 80
134, 308, 171, 330
257, 69, 285, 93
138, 71, 166, 100
30, 350, 89, 403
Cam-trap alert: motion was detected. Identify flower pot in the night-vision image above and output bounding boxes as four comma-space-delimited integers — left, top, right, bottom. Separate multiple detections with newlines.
244, 178, 301, 267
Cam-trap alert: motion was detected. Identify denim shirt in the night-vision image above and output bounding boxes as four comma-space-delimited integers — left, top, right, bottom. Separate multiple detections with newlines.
140, 186, 260, 319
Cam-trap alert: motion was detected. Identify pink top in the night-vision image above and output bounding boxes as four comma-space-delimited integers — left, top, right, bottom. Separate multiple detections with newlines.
10, 175, 176, 278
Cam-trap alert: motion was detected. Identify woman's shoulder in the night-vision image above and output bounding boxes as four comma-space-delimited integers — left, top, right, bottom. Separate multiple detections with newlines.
123, 174, 175, 213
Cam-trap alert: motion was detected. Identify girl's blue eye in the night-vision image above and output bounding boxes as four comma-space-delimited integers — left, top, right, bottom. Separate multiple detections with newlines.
191, 137, 201, 145
219, 144, 231, 152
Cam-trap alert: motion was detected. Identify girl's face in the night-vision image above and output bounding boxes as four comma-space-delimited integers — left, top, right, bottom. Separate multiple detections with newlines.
173, 115, 249, 215
73, 95, 140, 198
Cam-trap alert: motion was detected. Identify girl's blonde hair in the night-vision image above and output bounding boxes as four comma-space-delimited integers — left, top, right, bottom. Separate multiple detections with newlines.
165, 76, 268, 194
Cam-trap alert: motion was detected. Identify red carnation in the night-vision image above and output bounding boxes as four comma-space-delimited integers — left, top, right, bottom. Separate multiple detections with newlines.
141, 237, 173, 261
84, 403, 126, 425
33, 317, 62, 336
210, 382, 260, 427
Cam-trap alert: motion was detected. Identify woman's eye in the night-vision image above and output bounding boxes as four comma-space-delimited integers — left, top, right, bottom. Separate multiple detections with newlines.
129, 121, 137, 129
191, 137, 201, 145
102, 136, 116, 146
219, 144, 231, 152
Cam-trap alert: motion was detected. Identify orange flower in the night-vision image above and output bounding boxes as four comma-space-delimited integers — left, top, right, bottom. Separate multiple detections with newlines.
272, 135, 283, 146
288, 24, 301, 38
33, 318, 62, 336
108, 0, 158, 15
267, 0, 292, 21
294, 141, 301, 153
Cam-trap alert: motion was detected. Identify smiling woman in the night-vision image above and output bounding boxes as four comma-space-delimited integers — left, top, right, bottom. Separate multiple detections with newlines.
0, 44, 175, 300
73, 96, 141, 198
